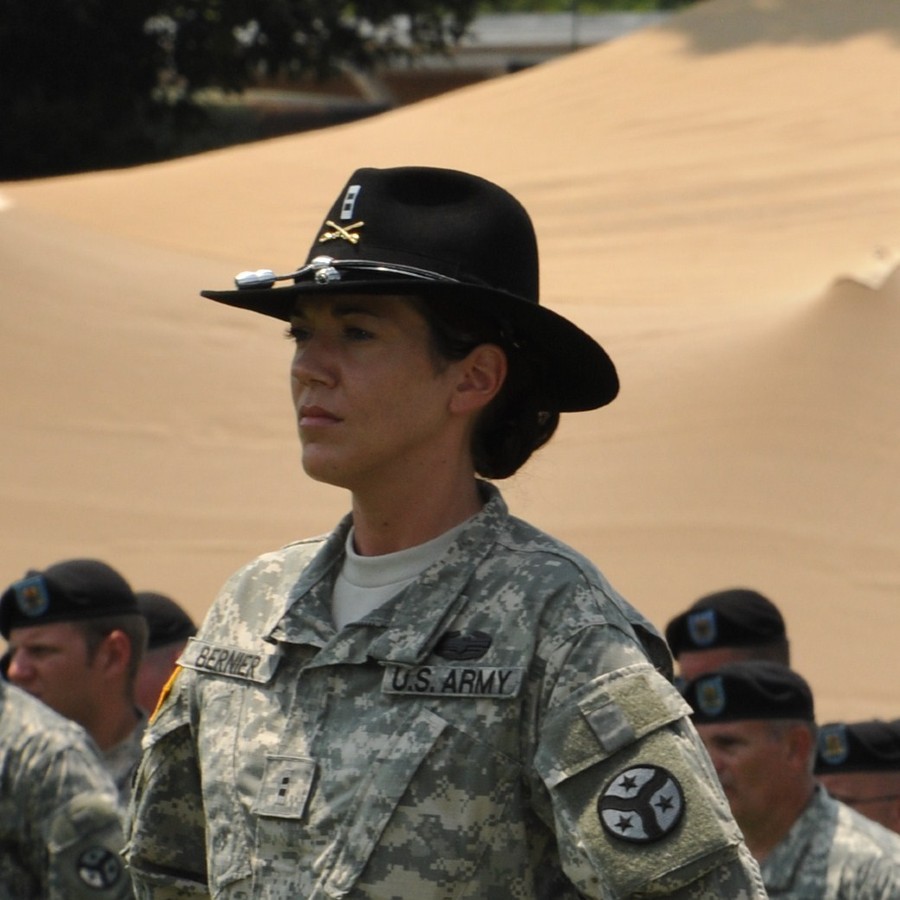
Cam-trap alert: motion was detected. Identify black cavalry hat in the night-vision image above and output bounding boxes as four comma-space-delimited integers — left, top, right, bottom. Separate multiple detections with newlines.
202, 166, 618, 412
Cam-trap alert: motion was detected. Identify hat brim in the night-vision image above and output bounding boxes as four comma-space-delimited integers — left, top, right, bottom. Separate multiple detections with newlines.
201, 280, 618, 412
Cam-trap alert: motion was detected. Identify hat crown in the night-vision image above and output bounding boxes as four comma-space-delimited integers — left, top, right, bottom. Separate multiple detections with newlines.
202, 165, 619, 412
307, 167, 539, 305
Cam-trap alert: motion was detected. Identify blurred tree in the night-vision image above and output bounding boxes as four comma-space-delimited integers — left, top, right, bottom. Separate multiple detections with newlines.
484, 1, 697, 8
0, 0, 167, 178
0, 0, 482, 179
154, 1, 479, 94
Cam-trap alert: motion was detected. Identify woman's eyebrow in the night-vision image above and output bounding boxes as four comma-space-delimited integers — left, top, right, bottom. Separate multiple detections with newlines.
330, 300, 384, 318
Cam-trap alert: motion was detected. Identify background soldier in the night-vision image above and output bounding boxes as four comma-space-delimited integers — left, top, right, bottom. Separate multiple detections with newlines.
135, 590, 197, 713
684, 661, 900, 897
1, 558, 148, 807
665, 587, 790, 684
816, 718, 900, 834
0, 678, 133, 898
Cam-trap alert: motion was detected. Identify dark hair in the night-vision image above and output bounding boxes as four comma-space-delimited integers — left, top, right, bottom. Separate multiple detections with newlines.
416, 297, 561, 479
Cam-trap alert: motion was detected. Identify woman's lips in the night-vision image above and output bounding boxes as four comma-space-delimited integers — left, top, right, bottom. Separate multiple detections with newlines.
299, 405, 341, 427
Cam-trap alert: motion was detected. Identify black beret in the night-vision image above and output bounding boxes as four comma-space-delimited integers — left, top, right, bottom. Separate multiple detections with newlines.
136, 591, 197, 650
815, 719, 900, 774
683, 661, 814, 724
0, 559, 139, 639
665, 588, 786, 656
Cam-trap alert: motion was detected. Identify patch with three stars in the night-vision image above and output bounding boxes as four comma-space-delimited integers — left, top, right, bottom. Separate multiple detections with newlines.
599, 765, 685, 844
77, 846, 124, 889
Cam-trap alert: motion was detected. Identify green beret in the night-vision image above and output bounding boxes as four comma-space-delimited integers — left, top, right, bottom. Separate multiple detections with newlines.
665, 588, 786, 656
0, 559, 139, 638
815, 719, 900, 774
683, 661, 814, 724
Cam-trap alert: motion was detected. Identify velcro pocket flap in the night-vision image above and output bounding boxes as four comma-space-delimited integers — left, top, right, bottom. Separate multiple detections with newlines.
536, 662, 690, 789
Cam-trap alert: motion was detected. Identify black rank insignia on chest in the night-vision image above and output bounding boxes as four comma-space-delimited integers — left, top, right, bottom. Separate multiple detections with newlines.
433, 629, 492, 661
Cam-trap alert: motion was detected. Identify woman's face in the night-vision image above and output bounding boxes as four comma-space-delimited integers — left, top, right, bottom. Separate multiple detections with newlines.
288, 294, 468, 493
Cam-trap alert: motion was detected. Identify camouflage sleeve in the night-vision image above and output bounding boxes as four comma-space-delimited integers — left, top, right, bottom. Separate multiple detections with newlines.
529, 627, 766, 898
44, 791, 134, 900
125, 668, 210, 899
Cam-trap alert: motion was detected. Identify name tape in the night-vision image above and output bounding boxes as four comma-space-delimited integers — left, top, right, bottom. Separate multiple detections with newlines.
383, 664, 524, 699
179, 637, 281, 683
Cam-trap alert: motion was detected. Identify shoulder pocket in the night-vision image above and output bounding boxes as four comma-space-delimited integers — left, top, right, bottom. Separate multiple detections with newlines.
536, 662, 689, 787
534, 663, 745, 897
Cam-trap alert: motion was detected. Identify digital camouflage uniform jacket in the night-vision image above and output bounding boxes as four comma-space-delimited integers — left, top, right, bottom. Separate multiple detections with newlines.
761, 783, 900, 898
0, 680, 134, 899
104, 710, 147, 811
127, 485, 765, 899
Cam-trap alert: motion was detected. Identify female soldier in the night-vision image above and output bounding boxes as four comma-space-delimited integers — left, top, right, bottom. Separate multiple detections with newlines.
126, 166, 764, 898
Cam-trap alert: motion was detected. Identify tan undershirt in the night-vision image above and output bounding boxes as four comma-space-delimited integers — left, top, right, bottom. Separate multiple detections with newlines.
331, 519, 469, 630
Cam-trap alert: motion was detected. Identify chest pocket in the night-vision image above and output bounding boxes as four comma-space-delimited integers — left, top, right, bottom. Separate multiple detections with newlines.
310, 706, 450, 896
180, 637, 284, 896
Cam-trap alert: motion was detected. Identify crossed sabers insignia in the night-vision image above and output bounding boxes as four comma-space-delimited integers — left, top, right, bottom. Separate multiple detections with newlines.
318, 220, 364, 245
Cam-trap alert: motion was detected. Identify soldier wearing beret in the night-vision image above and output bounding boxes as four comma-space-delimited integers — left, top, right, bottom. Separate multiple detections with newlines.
0, 678, 134, 898
683, 661, 900, 897
665, 587, 790, 684
134, 590, 197, 713
126, 166, 765, 898
1, 558, 148, 808
816, 718, 900, 834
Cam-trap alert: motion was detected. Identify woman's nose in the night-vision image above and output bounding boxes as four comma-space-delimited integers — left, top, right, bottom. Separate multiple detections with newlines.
291, 338, 337, 388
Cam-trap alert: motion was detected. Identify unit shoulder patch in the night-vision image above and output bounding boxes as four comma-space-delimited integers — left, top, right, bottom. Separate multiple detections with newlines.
77, 845, 124, 889
598, 765, 685, 844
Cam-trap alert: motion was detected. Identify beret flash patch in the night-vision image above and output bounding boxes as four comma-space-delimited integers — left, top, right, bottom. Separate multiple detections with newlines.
14, 575, 50, 619
599, 765, 685, 844
818, 723, 850, 766
687, 608, 717, 647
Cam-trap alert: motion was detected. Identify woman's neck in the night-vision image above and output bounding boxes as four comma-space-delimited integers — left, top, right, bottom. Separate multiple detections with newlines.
350, 473, 483, 556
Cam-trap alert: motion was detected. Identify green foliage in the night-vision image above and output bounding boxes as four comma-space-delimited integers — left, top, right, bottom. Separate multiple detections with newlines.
0, 0, 482, 179
481, 1, 697, 9
0, 0, 172, 178
1, 0, 697, 178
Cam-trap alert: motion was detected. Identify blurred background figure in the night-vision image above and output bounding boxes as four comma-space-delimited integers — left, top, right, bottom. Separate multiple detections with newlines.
1, 558, 148, 808
682, 661, 900, 897
135, 590, 197, 713
816, 718, 900, 835
665, 587, 789, 684
0, 678, 133, 898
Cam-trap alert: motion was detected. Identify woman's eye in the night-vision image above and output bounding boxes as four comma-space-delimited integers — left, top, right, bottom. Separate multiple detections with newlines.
344, 326, 374, 341
285, 325, 310, 343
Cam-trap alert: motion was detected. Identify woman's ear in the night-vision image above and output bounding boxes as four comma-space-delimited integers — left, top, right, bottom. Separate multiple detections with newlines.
449, 344, 507, 415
